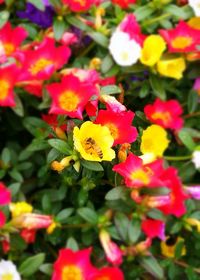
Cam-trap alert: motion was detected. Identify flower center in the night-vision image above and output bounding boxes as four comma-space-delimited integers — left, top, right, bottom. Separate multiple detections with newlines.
59, 91, 80, 112
120, 51, 129, 62
73, 0, 86, 6
106, 123, 118, 139
2, 274, 13, 280
0, 80, 9, 101
62, 265, 83, 280
29, 58, 52, 75
130, 169, 150, 185
151, 111, 171, 124
171, 36, 192, 49
83, 137, 103, 159
3, 43, 15, 55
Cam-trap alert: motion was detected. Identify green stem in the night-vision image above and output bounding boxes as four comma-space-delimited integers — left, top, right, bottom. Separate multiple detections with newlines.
164, 155, 192, 161
62, 223, 90, 228
184, 112, 200, 119
142, 13, 171, 26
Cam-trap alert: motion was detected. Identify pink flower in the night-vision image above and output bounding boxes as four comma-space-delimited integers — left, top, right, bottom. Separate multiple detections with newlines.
185, 186, 200, 200
99, 230, 123, 265
11, 213, 54, 229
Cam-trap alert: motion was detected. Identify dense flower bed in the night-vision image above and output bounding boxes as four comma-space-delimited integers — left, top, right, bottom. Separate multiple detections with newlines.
0, 0, 200, 279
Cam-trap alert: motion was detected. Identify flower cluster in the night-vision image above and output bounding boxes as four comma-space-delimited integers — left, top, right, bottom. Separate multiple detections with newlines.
0, 0, 200, 279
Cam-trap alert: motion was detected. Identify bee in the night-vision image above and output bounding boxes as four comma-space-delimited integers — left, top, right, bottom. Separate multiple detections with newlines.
84, 137, 103, 159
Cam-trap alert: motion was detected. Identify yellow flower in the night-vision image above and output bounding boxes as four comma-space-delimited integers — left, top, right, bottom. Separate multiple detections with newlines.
10, 202, 33, 218
47, 221, 60, 234
140, 35, 166, 67
161, 236, 186, 258
140, 125, 169, 158
157, 56, 186, 80
73, 121, 115, 162
185, 218, 200, 232
188, 17, 200, 30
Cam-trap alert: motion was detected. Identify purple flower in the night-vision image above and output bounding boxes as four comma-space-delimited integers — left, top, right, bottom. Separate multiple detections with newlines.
17, 1, 55, 29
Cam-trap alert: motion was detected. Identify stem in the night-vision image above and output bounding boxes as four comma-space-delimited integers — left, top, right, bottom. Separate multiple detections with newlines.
164, 155, 192, 161
62, 223, 90, 228
184, 112, 200, 119
142, 13, 171, 26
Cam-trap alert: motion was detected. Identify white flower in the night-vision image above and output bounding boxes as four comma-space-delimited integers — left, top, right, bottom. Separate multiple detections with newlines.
109, 31, 141, 66
188, 0, 200, 17
0, 260, 21, 280
192, 150, 200, 169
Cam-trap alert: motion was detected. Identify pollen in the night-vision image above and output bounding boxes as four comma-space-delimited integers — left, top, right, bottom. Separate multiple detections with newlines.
151, 111, 171, 124
3, 43, 15, 55
2, 274, 13, 280
130, 169, 150, 185
59, 91, 79, 112
62, 265, 83, 280
171, 36, 192, 49
0, 80, 9, 101
29, 58, 52, 75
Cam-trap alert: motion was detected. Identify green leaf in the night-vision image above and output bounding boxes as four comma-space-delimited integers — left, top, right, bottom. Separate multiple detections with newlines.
56, 208, 74, 223
81, 160, 103, 171
39, 263, 53, 276
26, 139, 49, 152
100, 85, 121, 95
11, 94, 24, 117
164, 4, 191, 20
135, 5, 155, 22
53, 18, 66, 40
48, 139, 72, 154
178, 129, 196, 151
9, 169, 23, 183
150, 74, 166, 100
87, 32, 109, 48
101, 55, 114, 73
188, 90, 198, 113
175, 239, 185, 259
0, 11, 9, 28
47, 148, 60, 164
140, 256, 164, 280
147, 209, 166, 221
19, 253, 45, 277
1, 148, 10, 164
105, 187, 125, 200
28, 0, 45, 11
66, 237, 79, 251
8, 182, 21, 196
128, 219, 141, 244
114, 212, 129, 241
77, 207, 98, 224
67, 16, 92, 32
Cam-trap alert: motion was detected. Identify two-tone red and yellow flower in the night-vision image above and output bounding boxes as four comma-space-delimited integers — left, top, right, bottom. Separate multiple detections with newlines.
113, 153, 164, 188
0, 64, 20, 107
95, 109, 137, 146
144, 98, 183, 131
47, 74, 98, 119
159, 20, 200, 52
19, 38, 71, 81
0, 22, 27, 58
62, 0, 96, 12
52, 248, 96, 280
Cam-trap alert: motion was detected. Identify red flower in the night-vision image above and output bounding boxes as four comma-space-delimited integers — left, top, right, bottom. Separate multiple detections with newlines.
47, 74, 98, 119
19, 38, 71, 81
52, 248, 96, 280
0, 64, 20, 107
91, 267, 124, 280
159, 21, 200, 52
118, 14, 145, 45
0, 211, 6, 228
20, 229, 36, 243
112, 153, 164, 188
0, 22, 27, 57
62, 0, 96, 12
144, 98, 183, 131
112, 0, 136, 9
0, 182, 11, 205
141, 219, 165, 240
95, 109, 137, 146
158, 167, 188, 217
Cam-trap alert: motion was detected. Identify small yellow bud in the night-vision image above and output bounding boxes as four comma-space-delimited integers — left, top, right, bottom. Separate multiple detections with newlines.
10, 202, 33, 218
51, 161, 65, 172
89, 58, 102, 70
55, 127, 67, 140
